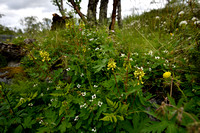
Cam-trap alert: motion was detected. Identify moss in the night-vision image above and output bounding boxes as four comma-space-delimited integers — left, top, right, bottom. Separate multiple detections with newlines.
0, 67, 25, 79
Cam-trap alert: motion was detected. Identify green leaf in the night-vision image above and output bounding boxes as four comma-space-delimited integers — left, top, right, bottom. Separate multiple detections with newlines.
119, 104, 129, 115
125, 83, 142, 96
23, 116, 36, 129
14, 125, 23, 133
116, 115, 124, 121
142, 120, 169, 133
168, 95, 176, 106
59, 120, 72, 133
106, 98, 114, 107
75, 120, 82, 129
166, 123, 177, 133
93, 59, 108, 73
119, 120, 134, 132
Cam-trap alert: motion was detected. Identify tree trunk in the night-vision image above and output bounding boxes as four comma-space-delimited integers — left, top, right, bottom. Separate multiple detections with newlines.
110, 0, 118, 30
99, 0, 109, 25
87, 0, 99, 26
117, 0, 123, 29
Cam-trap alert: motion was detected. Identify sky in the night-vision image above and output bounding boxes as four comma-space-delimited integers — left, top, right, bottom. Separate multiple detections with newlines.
0, 0, 167, 29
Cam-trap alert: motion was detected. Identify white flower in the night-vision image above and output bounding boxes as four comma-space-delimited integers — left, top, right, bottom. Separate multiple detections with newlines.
89, 38, 94, 41
94, 85, 98, 88
80, 105, 84, 109
178, 11, 184, 16
111, 30, 115, 33
134, 52, 138, 56
33, 84, 38, 87
50, 99, 54, 102
80, 103, 87, 109
66, 68, 70, 71
41, 93, 44, 96
95, 47, 99, 51
165, 60, 169, 63
39, 120, 43, 124
155, 56, 160, 59
47, 87, 49, 91
163, 50, 168, 53
80, 73, 84, 77
92, 94, 96, 99
172, 64, 176, 68
20, 97, 24, 101
77, 84, 81, 88
192, 17, 198, 21
149, 68, 152, 71
28, 103, 33, 106
129, 58, 133, 61
179, 21, 187, 26
81, 92, 86, 96
98, 101, 103, 107
120, 53, 125, 57
89, 99, 93, 102
194, 20, 200, 25
92, 127, 96, 132
148, 50, 153, 56
74, 115, 79, 121
155, 16, 160, 19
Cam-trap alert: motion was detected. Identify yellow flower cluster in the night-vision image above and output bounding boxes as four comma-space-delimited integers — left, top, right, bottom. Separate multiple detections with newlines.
123, 58, 132, 70
107, 58, 116, 70
79, 22, 85, 29
82, 46, 86, 53
28, 51, 37, 60
134, 68, 145, 85
66, 20, 74, 28
163, 72, 171, 79
39, 51, 51, 62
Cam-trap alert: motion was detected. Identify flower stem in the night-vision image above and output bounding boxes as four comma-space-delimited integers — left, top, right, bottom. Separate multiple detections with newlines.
113, 70, 121, 96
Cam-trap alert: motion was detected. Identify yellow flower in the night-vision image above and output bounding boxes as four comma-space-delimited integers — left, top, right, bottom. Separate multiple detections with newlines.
163, 72, 171, 79
107, 59, 116, 70
40, 51, 51, 62
79, 22, 85, 29
134, 67, 145, 85
123, 58, 132, 70
82, 46, 86, 53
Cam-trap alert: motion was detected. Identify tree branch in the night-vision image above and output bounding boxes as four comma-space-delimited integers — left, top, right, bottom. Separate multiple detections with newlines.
69, 0, 88, 24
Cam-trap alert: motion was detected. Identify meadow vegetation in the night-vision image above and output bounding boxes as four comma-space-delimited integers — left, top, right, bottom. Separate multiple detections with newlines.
0, 2, 200, 133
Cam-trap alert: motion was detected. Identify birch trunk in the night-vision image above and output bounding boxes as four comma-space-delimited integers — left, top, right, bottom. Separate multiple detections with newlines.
117, 0, 123, 29
99, 0, 109, 25
87, 0, 99, 26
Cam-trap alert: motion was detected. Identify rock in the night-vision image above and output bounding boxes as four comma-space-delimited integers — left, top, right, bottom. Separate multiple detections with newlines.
0, 42, 26, 62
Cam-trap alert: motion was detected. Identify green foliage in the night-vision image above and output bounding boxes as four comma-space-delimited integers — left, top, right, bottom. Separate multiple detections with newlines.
1, 2, 200, 132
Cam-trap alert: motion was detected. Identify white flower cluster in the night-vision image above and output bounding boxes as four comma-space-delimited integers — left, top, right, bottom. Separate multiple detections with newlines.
179, 21, 187, 26
191, 17, 200, 25
98, 101, 103, 107
74, 115, 79, 121
80, 103, 87, 109
178, 11, 184, 16
92, 127, 96, 132
155, 16, 160, 19
81, 92, 86, 96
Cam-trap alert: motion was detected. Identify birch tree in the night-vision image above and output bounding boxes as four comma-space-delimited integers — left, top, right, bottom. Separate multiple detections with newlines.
99, 0, 109, 25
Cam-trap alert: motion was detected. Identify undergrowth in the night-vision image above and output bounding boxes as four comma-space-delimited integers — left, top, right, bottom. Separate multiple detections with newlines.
0, 2, 200, 133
